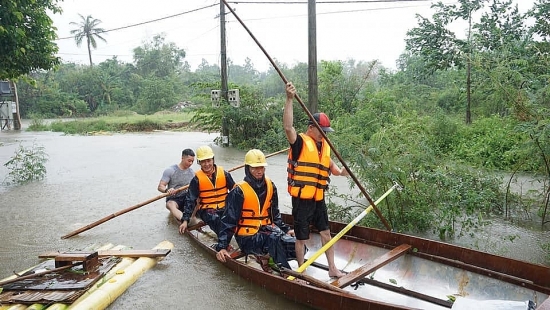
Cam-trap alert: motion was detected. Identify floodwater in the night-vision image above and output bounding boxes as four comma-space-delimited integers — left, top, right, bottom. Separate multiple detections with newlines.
0, 125, 311, 309
0, 123, 549, 309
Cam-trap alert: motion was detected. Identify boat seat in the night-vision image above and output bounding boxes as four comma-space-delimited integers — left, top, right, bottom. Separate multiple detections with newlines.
54, 251, 99, 272
331, 244, 411, 288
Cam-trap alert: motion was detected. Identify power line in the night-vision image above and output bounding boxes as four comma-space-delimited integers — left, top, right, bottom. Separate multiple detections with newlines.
224, 3, 432, 23
56, 3, 218, 41
56, 0, 446, 42
228, 0, 432, 3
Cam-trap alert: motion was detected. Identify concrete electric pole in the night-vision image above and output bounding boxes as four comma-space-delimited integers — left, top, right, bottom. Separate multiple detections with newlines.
308, 0, 318, 113
220, 0, 229, 146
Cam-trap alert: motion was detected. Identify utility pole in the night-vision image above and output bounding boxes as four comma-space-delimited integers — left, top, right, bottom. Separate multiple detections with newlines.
220, 0, 229, 146
308, 0, 318, 113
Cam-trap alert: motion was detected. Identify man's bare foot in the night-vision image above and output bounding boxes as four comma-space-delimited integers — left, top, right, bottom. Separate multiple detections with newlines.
328, 269, 347, 278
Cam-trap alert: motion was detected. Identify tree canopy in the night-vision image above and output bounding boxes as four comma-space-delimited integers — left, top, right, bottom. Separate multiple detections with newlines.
0, 0, 61, 79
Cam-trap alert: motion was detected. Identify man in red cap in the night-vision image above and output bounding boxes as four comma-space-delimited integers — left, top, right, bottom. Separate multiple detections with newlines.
283, 81, 348, 278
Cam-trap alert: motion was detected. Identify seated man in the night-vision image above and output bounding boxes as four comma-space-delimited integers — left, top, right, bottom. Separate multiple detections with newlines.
215, 149, 297, 271
179, 145, 235, 235
157, 148, 195, 234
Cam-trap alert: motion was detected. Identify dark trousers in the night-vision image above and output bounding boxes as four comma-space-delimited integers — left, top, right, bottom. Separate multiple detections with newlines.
197, 208, 225, 236
235, 226, 297, 269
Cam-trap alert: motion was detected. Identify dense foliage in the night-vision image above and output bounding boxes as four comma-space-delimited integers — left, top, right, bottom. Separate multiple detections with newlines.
11, 1, 550, 251
0, 0, 61, 79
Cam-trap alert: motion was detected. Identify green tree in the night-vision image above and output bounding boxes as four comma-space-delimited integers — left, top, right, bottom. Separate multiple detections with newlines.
318, 59, 377, 116
406, 0, 485, 124
228, 57, 260, 85
470, 0, 531, 118
133, 34, 186, 78
0, 0, 61, 79
69, 14, 107, 67
131, 35, 186, 113
96, 58, 136, 108
529, 0, 550, 42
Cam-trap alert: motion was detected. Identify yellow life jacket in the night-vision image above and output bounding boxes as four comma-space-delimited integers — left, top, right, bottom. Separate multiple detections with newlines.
196, 166, 228, 210
287, 133, 330, 201
235, 176, 274, 236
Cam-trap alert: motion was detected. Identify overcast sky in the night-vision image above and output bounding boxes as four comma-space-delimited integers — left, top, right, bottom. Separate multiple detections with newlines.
50, 0, 535, 72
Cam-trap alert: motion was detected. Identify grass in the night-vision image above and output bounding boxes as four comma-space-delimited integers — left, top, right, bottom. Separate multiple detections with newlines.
28, 111, 196, 134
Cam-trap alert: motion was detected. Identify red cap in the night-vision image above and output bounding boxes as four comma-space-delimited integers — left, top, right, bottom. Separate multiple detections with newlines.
308, 112, 334, 132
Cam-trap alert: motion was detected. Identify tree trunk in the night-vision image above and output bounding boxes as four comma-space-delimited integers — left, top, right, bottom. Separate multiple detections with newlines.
466, 57, 471, 124
465, 11, 473, 125
87, 36, 93, 67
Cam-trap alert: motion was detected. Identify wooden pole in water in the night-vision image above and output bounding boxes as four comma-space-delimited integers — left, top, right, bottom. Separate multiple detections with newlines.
219, 0, 392, 231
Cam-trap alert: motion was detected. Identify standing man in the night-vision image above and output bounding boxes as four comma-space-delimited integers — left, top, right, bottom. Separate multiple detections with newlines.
216, 149, 297, 271
179, 145, 236, 236
157, 148, 196, 234
283, 82, 348, 278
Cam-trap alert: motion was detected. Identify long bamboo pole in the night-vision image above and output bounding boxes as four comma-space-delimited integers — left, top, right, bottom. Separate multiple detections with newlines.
61, 148, 289, 239
220, 0, 391, 231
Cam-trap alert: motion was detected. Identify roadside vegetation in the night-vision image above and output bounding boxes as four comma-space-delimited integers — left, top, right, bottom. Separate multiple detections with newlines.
7, 0, 550, 260
2, 142, 48, 185
28, 111, 195, 134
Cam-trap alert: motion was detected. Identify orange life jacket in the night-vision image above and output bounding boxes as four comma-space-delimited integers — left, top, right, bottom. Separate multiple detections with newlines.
287, 133, 330, 201
235, 176, 274, 236
196, 165, 228, 210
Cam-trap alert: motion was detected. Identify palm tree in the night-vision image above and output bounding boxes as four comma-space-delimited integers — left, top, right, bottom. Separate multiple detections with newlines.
69, 14, 107, 67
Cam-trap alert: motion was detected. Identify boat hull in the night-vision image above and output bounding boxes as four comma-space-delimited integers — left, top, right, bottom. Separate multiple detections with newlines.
185, 214, 550, 310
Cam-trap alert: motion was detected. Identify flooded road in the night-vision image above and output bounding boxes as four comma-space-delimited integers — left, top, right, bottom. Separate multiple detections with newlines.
0, 128, 312, 309
1, 125, 548, 309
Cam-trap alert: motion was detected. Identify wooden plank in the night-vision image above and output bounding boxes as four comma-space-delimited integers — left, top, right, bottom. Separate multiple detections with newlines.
39, 249, 171, 259
331, 243, 411, 288
54, 252, 97, 262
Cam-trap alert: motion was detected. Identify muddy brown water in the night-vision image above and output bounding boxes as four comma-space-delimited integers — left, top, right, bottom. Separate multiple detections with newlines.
0, 124, 548, 309
0, 127, 310, 309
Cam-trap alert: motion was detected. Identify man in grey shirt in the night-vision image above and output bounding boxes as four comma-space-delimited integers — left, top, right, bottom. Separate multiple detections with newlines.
157, 148, 195, 233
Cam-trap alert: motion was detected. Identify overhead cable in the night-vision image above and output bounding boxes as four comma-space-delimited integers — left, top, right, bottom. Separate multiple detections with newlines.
55, 3, 218, 41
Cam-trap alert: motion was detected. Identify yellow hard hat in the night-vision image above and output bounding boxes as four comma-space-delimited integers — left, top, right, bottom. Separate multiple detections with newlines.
196, 145, 214, 161
245, 149, 268, 167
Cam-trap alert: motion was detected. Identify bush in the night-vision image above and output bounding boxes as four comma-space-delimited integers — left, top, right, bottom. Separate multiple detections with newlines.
329, 112, 503, 240
452, 116, 527, 170
3, 142, 48, 185
27, 115, 49, 131
49, 119, 115, 134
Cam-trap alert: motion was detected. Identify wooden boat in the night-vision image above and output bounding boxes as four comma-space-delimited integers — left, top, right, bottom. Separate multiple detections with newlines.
185, 214, 550, 310
0, 241, 173, 310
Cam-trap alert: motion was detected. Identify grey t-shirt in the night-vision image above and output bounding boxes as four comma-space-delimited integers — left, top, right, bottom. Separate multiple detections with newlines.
161, 164, 195, 198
